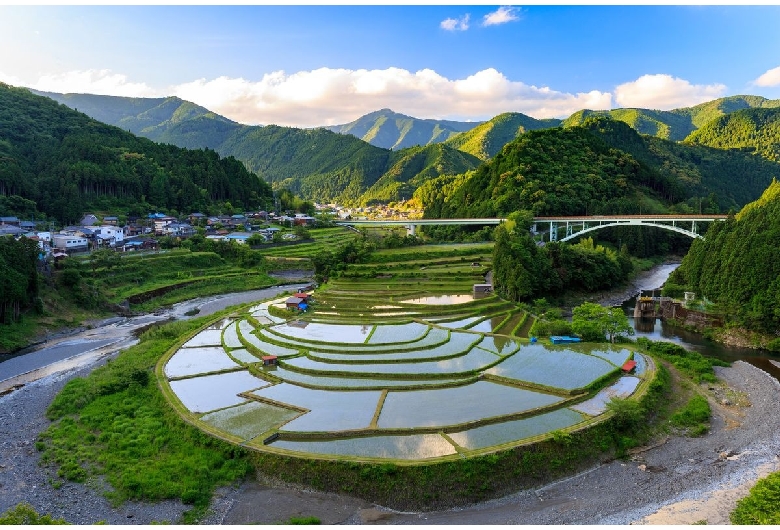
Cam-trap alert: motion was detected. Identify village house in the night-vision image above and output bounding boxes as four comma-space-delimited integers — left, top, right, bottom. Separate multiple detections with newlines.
0, 216, 20, 226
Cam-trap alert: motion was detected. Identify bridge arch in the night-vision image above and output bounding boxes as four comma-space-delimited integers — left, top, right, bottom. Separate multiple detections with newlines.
558, 221, 704, 242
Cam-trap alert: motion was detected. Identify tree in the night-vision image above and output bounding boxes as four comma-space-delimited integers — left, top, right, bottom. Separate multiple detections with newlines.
572, 302, 634, 342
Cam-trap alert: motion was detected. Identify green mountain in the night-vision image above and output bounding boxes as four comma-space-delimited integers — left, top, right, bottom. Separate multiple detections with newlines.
32, 91, 480, 205
562, 95, 780, 142
444, 112, 561, 160
684, 107, 780, 162
325, 108, 479, 150
418, 117, 780, 219
32, 91, 239, 147
0, 83, 272, 223
667, 179, 780, 335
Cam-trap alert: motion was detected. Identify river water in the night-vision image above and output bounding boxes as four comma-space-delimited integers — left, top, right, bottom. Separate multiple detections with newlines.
619, 264, 780, 381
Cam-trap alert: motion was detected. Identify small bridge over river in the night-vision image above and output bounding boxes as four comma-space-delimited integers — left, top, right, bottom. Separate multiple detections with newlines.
337, 214, 729, 241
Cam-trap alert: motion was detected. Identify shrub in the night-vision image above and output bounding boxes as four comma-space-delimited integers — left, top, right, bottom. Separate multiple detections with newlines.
0, 503, 69, 525
731, 472, 780, 524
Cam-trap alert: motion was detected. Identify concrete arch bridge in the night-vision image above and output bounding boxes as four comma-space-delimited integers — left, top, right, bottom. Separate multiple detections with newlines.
338, 214, 728, 241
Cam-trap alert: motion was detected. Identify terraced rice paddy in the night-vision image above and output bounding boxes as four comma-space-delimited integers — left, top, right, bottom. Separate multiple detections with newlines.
159, 244, 655, 463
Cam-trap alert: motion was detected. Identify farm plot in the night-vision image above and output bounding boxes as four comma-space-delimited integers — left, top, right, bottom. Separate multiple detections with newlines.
269, 433, 458, 460
367, 322, 429, 344
200, 401, 300, 440
168, 370, 270, 413
475, 336, 522, 356
257, 325, 450, 354
270, 366, 475, 390
181, 328, 224, 348
585, 346, 634, 367
376, 381, 564, 429
484, 344, 617, 392
447, 408, 586, 450
237, 325, 301, 357
249, 384, 382, 432
222, 321, 244, 349
165, 346, 241, 379
227, 348, 260, 364
270, 322, 374, 343
570, 376, 642, 416
307, 331, 481, 363
283, 343, 502, 377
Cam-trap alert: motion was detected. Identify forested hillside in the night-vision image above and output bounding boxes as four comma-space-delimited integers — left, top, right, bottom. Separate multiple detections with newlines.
666, 180, 780, 338
684, 107, 780, 162
419, 117, 780, 219
0, 84, 272, 223
325, 108, 478, 150
443, 112, 560, 160
562, 95, 780, 142
35, 90, 478, 205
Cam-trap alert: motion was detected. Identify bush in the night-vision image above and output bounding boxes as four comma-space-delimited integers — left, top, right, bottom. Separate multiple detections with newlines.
670, 395, 711, 436
0, 503, 69, 525
731, 472, 780, 524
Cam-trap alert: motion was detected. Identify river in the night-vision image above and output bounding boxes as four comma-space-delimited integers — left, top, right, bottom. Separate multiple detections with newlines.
619, 263, 780, 381
0, 284, 310, 393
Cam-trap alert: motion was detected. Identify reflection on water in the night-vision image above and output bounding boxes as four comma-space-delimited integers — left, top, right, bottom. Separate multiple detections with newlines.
623, 298, 780, 382
402, 294, 474, 305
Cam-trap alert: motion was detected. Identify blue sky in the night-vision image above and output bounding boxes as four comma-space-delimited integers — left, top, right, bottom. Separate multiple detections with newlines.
1, 5, 779, 127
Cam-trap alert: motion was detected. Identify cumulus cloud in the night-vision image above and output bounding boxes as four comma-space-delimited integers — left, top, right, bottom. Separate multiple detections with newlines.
483, 6, 520, 27
614, 74, 726, 110
168, 67, 612, 127
440, 14, 470, 31
23, 69, 160, 97
753, 66, 780, 87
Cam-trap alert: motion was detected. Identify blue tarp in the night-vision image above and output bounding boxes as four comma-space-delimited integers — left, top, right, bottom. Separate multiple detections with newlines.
550, 336, 581, 344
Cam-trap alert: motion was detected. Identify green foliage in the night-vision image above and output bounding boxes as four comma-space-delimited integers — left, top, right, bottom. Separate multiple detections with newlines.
686, 107, 780, 163
491, 222, 633, 302
0, 236, 40, 324
668, 180, 780, 334
572, 302, 634, 343
38, 316, 253, 516
444, 111, 561, 160
0, 503, 70, 525
0, 83, 273, 224
635, 337, 727, 383
731, 471, 780, 524
605, 397, 645, 431
670, 395, 711, 436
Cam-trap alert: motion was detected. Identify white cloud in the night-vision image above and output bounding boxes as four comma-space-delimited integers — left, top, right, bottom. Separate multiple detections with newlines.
25, 69, 159, 98
483, 6, 520, 27
441, 14, 470, 31
753, 66, 780, 87
168, 67, 612, 127
614, 74, 726, 110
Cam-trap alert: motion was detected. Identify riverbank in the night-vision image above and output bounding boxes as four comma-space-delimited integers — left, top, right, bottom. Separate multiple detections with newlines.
3, 359, 778, 525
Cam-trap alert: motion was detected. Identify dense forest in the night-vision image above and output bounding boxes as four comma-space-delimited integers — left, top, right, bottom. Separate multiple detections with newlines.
0, 84, 273, 223
685, 107, 780, 163
491, 212, 633, 302
666, 180, 780, 339
0, 237, 40, 324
